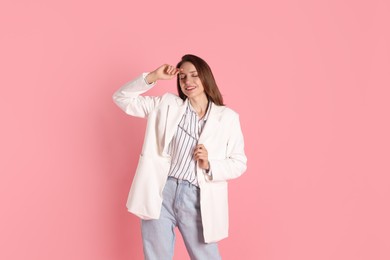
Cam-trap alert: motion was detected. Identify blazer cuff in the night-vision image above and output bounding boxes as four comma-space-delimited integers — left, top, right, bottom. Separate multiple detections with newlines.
143, 72, 156, 86
203, 164, 213, 181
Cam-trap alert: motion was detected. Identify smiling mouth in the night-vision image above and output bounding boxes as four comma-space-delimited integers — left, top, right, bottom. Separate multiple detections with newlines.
185, 86, 196, 91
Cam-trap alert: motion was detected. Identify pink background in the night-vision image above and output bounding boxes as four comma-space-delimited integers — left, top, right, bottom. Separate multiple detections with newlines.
1, 0, 389, 259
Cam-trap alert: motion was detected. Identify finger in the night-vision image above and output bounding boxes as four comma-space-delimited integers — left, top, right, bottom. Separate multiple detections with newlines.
163, 64, 170, 72
194, 151, 207, 159
194, 151, 204, 157
195, 149, 205, 154
199, 152, 208, 158
196, 147, 207, 154
195, 149, 206, 155
196, 157, 208, 163
171, 68, 179, 75
166, 66, 173, 74
173, 68, 180, 75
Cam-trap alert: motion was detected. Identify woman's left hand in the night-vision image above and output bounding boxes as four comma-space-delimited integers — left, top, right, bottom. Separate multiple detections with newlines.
194, 144, 209, 170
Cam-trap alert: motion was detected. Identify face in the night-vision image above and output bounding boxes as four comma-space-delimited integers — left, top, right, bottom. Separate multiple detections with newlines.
178, 62, 206, 100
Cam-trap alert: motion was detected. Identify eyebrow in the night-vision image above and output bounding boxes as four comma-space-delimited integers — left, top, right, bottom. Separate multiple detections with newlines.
179, 71, 198, 74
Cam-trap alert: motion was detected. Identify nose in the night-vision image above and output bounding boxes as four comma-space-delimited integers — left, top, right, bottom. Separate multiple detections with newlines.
185, 76, 193, 85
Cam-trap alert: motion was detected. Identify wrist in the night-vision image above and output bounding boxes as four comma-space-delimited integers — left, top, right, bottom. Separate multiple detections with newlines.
205, 161, 210, 173
145, 72, 157, 84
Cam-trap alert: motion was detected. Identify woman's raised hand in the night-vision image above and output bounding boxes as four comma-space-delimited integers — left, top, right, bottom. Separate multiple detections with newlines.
145, 64, 182, 84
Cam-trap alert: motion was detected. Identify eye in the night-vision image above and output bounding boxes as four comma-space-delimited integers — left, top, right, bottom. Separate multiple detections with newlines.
192, 74, 198, 77
179, 74, 186, 79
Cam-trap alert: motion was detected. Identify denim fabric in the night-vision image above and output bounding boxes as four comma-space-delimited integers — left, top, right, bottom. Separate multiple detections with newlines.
141, 177, 221, 260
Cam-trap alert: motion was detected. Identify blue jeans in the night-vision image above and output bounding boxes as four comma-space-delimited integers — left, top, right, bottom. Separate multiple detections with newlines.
141, 177, 221, 260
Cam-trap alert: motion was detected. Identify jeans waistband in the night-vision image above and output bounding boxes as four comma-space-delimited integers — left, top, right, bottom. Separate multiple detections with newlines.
167, 176, 200, 190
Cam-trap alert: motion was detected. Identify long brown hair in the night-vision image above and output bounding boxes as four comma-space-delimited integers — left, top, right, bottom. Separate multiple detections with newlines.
176, 54, 224, 106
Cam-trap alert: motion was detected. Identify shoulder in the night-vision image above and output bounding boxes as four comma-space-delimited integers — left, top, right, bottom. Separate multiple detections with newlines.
212, 104, 240, 119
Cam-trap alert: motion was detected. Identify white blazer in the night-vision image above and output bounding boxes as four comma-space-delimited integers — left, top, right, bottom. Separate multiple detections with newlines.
113, 73, 247, 243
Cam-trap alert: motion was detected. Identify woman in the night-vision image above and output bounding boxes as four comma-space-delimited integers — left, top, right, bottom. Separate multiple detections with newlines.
113, 54, 247, 260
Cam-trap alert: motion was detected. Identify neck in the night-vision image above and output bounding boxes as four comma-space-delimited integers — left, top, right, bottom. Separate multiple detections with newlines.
188, 95, 209, 118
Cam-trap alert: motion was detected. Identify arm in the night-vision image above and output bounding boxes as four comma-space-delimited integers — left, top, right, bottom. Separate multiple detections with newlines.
112, 73, 160, 118
112, 65, 181, 118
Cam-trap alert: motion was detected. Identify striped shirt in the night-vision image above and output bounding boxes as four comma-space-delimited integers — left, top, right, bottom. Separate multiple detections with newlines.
167, 101, 212, 186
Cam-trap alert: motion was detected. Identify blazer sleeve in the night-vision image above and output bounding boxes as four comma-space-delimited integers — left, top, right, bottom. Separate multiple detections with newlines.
208, 113, 247, 182
112, 73, 163, 118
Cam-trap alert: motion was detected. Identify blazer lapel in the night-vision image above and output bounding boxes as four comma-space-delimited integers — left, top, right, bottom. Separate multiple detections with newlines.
198, 103, 222, 144
163, 98, 188, 154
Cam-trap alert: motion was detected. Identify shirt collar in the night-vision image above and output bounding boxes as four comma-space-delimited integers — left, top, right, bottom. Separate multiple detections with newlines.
187, 99, 212, 121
